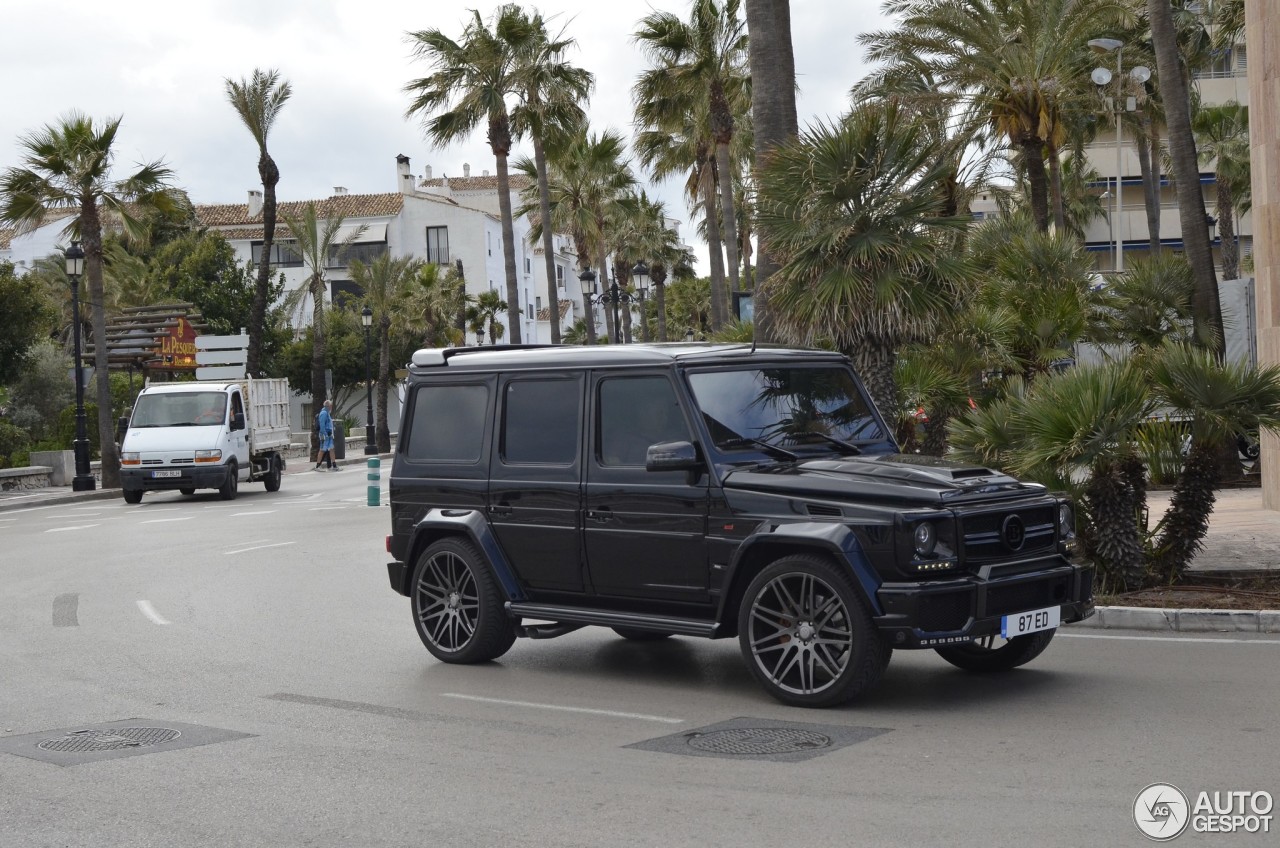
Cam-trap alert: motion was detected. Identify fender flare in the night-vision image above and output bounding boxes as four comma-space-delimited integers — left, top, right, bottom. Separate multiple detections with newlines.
716, 522, 883, 622
407, 509, 525, 601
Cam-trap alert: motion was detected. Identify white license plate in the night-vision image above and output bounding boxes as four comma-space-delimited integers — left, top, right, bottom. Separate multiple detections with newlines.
1001, 605, 1061, 638
152, 470, 182, 479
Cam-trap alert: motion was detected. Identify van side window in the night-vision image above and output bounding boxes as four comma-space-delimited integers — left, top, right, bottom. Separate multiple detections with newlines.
406, 384, 488, 462
230, 392, 245, 429
502, 379, 579, 465
598, 376, 690, 466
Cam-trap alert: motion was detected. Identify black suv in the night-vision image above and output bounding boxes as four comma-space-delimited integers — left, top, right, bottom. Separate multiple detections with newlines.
385, 344, 1094, 707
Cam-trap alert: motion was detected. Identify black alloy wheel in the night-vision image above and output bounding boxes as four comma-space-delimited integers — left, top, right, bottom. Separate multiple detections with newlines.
411, 538, 515, 663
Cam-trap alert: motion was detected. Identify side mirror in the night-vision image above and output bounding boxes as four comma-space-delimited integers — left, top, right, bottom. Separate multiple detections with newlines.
231, 412, 246, 431
116, 415, 130, 443
646, 440, 702, 472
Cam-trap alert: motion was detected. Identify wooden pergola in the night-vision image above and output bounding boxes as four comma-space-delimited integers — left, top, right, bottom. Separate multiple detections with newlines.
81, 303, 210, 378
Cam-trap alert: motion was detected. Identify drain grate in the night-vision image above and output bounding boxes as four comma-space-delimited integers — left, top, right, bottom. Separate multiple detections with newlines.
687, 728, 831, 755
38, 727, 181, 753
628, 716, 891, 763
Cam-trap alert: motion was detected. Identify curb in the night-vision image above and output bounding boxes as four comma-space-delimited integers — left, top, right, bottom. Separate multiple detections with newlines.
0, 487, 122, 513
1070, 605, 1280, 634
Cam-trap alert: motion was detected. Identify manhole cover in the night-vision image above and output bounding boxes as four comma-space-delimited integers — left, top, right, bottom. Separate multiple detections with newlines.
687, 728, 831, 755
37, 727, 181, 753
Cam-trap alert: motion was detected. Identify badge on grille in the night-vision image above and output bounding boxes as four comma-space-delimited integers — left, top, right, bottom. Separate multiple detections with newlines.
1002, 514, 1026, 551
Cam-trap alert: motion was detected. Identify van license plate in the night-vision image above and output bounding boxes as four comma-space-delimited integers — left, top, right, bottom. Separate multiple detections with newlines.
1001, 605, 1060, 638
152, 470, 181, 479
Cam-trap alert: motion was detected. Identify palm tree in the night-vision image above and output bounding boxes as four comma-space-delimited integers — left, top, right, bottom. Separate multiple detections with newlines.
619, 193, 691, 343
756, 101, 969, 415
468, 289, 508, 344
280, 202, 365, 455
225, 68, 292, 378
351, 253, 423, 452
860, 0, 1118, 232
634, 0, 750, 311
508, 9, 594, 345
1089, 254, 1197, 350
1193, 101, 1249, 281
403, 261, 466, 349
0, 112, 186, 488
1146, 0, 1224, 353
406, 6, 528, 343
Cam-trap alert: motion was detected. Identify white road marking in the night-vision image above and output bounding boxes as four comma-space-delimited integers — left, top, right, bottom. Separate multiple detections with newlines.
45, 524, 100, 533
3, 505, 59, 515
49, 513, 101, 519
139, 507, 180, 512
224, 541, 296, 555
232, 511, 276, 516
1060, 632, 1280, 645
309, 506, 347, 511
0, 518, 17, 522
440, 693, 684, 724
136, 600, 171, 625
140, 517, 193, 524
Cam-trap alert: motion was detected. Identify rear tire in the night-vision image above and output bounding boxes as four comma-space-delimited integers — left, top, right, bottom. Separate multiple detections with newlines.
218, 461, 238, 501
612, 627, 672, 641
123, 489, 143, 504
738, 553, 888, 707
263, 457, 282, 492
934, 629, 1056, 672
411, 538, 515, 663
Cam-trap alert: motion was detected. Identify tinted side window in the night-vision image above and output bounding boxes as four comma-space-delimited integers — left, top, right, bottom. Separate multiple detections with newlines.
405, 384, 488, 462
502, 379, 580, 464
598, 376, 690, 467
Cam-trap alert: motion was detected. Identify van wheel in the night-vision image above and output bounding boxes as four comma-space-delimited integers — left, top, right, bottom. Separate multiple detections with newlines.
738, 554, 888, 707
934, 629, 1056, 672
179, 488, 195, 496
411, 538, 515, 663
612, 627, 672, 641
123, 490, 143, 504
218, 461, 238, 500
263, 457, 282, 492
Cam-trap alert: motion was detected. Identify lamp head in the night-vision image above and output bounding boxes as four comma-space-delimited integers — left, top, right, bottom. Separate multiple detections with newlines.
65, 241, 85, 278
361, 305, 373, 327
1088, 37, 1123, 53
578, 267, 596, 296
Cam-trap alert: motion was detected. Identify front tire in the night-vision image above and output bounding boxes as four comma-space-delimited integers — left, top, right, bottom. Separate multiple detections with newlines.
411, 538, 515, 664
263, 457, 282, 492
218, 461, 238, 501
738, 553, 889, 707
123, 489, 143, 504
934, 629, 1056, 672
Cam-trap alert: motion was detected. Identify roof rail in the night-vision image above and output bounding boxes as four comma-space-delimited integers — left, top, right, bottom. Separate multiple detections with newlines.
411, 344, 559, 367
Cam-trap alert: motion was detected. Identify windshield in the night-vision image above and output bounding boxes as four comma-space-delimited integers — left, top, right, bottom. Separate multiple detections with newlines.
687, 366, 889, 453
131, 392, 227, 428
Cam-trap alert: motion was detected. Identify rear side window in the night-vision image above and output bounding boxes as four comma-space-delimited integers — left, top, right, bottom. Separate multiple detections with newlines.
405, 384, 489, 462
502, 379, 580, 465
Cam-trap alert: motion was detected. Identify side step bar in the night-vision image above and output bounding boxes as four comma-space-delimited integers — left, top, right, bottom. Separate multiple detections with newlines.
506, 602, 718, 638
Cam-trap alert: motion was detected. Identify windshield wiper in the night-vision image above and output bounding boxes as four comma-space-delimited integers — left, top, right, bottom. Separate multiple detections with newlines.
719, 437, 799, 461
806, 433, 862, 455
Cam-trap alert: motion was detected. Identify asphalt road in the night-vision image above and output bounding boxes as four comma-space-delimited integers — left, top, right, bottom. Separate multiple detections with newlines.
2, 467, 1278, 847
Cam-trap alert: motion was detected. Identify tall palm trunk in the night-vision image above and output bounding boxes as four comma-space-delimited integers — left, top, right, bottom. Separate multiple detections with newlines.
848, 337, 896, 422
745, 0, 799, 344
618, 267, 634, 344
1022, 138, 1051, 232
655, 279, 668, 342
309, 275, 327, 458
1217, 182, 1239, 280
597, 241, 616, 343
1048, 142, 1066, 232
1148, 0, 1223, 355
81, 203, 119, 488
248, 151, 279, 377
376, 317, 391, 452
710, 78, 741, 295
533, 136, 561, 344
1137, 116, 1162, 251
701, 154, 729, 330
490, 114, 522, 344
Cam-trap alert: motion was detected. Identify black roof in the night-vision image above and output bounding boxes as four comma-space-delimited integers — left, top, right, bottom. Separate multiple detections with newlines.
407, 343, 846, 375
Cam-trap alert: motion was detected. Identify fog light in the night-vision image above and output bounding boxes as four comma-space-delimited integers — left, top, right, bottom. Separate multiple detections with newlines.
913, 521, 937, 557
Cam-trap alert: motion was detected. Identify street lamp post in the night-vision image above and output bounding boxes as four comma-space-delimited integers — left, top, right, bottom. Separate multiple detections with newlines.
66, 242, 95, 492
631, 261, 651, 343
1090, 38, 1151, 275
585, 268, 639, 344
361, 306, 376, 456
578, 268, 598, 345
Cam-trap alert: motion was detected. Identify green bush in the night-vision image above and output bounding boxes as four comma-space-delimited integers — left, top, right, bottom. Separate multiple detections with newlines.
1136, 419, 1188, 487
0, 420, 32, 469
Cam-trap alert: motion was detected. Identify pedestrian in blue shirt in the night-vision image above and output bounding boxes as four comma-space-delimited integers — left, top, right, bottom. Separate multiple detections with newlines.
315, 400, 336, 471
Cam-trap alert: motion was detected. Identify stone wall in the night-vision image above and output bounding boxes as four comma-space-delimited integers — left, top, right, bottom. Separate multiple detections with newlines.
1250, 0, 1280, 508
0, 467, 53, 491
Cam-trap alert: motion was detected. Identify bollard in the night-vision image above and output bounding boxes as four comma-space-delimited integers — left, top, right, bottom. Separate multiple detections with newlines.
367, 455, 380, 506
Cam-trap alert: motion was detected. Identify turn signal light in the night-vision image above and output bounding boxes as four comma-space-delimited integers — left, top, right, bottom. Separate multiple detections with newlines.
194, 450, 222, 463
120, 452, 140, 466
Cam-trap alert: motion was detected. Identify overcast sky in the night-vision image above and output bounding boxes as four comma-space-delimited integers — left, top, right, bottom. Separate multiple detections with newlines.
3, 0, 890, 271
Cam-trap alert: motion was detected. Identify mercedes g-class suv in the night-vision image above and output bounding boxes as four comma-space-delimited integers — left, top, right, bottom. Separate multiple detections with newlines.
385, 344, 1094, 707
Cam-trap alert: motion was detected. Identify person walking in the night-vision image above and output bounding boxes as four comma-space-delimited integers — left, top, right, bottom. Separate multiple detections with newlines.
315, 400, 337, 471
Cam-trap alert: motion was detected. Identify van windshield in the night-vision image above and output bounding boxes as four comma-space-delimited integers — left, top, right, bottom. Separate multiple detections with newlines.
687, 366, 889, 454
131, 392, 227, 427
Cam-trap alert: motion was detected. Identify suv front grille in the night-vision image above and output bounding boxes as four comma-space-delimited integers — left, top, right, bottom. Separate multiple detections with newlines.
961, 505, 1056, 563
917, 591, 972, 632
983, 575, 1071, 618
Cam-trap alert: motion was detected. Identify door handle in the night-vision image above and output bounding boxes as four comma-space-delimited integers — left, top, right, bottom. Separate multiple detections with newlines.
587, 509, 615, 523
489, 503, 513, 516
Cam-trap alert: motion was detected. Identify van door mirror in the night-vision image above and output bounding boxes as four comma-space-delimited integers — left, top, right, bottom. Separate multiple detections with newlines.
231, 412, 246, 431
116, 415, 130, 443
645, 440, 702, 472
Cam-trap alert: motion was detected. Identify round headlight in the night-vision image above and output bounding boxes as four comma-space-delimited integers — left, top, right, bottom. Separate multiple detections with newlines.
1058, 503, 1074, 536
913, 521, 937, 557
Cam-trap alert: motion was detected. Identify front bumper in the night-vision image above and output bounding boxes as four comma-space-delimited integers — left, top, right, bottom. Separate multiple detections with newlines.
121, 465, 231, 492
874, 558, 1095, 648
